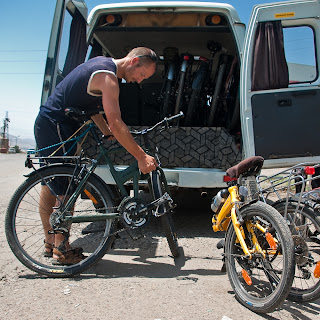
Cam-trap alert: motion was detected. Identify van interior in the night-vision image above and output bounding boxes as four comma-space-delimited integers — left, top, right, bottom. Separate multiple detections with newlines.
90, 12, 241, 133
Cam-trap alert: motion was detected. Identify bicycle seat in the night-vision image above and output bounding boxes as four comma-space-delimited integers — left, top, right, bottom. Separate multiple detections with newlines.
226, 156, 264, 179
65, 107, 104, 121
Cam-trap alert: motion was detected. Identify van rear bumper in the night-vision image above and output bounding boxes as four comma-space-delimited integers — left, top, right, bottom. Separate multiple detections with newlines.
95, 165, 225, 189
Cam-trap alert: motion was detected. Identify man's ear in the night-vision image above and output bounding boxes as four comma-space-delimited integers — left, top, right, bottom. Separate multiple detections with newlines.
131, 57, 139, 66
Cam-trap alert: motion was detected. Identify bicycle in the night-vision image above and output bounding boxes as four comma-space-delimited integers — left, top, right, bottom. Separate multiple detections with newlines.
184, 41, 222, 126
160, 47, 180, 118
211, 156, 295, 313
258, 164, 320, 302
5, 111, 183, 277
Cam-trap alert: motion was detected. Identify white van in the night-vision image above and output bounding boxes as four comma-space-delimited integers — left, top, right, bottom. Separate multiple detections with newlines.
41, 0, 320, 195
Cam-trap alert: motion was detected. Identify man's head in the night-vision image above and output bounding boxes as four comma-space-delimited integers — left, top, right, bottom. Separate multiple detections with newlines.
123, 47, 158, 84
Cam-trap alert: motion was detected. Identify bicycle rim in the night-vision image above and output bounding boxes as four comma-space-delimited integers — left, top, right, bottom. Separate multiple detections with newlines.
273, 201, 320, 302
225, 202, 295, 313
150, 170, 180, 257
5, 166, 115, 277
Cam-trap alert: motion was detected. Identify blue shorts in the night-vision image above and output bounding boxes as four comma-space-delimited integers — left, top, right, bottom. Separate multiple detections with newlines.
34, 114, 79, 195
34, 114, 79, 161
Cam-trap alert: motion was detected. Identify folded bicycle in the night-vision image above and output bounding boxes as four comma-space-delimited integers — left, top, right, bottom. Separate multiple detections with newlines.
211, 156, 295, 313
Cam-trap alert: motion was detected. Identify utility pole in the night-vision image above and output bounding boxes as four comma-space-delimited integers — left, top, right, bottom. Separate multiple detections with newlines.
0, 111, 10, 153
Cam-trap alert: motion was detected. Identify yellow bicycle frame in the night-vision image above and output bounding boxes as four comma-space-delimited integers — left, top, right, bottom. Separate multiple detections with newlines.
212, 185, 276, 259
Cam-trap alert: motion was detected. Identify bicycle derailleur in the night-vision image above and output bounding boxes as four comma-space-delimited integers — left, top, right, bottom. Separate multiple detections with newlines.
49, 209, 72, 235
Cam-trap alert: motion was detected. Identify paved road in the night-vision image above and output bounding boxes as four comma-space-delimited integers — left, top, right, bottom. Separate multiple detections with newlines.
0, 154, 319, 320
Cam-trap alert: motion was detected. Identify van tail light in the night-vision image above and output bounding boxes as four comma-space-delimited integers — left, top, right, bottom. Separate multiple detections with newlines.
99, 14, 122, 26
205, 14, 222, 25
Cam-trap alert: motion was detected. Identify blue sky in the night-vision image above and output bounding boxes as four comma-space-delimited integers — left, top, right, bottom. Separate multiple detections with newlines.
0, 0, 284, 141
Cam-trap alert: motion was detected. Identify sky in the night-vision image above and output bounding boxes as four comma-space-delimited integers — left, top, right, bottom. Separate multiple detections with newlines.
0, 0, 285, 142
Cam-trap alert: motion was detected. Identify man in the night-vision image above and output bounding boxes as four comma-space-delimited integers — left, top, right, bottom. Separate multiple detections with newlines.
34, 47, 158, 264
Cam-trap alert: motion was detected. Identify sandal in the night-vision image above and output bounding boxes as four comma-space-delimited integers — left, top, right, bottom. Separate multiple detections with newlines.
52, 247, 85, 265
44, 242, 54, 258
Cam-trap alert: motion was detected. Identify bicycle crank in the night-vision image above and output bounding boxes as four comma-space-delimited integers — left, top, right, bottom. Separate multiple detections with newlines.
118, 197, 150, 228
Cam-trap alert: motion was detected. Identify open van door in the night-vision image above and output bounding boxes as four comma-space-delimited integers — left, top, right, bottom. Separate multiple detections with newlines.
41, 0, 87, 105
241, 0, 320, 167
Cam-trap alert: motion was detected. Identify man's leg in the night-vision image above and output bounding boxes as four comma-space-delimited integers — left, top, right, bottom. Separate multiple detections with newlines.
39, 185, 56, 252
39, 187, 73, 254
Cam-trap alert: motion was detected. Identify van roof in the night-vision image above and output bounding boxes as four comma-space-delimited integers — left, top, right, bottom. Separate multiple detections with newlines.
87, 1, 242, 25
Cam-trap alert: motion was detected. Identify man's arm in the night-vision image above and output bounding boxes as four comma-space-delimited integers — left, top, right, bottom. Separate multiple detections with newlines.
89, 73, 157, 174
91, 113, 113, 136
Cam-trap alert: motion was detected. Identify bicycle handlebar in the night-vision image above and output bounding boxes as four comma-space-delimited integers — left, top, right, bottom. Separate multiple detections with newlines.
65, 107, 184, 137
130, 112, 184, 136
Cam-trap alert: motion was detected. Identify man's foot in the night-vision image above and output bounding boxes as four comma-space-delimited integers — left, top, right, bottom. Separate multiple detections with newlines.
52, 247, 85, 265
44, 242, 54, 257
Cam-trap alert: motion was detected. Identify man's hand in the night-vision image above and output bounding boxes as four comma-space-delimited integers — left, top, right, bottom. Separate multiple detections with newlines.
138, 154, 158, 174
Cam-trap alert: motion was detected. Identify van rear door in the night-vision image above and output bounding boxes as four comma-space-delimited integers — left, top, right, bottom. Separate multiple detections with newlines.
41, 0, 87, 105
241, 0, 320, 167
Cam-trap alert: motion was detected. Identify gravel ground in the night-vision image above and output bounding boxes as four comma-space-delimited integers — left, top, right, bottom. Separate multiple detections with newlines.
0, 153, 319, 320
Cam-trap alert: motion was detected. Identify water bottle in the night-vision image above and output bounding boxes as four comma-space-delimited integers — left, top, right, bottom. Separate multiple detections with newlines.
211, 189, 229, 213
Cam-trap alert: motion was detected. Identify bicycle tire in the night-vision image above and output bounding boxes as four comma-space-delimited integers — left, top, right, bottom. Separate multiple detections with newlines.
184, 88, 200, 126
162, 79, 174, 118
5, 165, 116, 277
225, 201, 295, 313
150, 170, 180, 257
272, 200, 320, 302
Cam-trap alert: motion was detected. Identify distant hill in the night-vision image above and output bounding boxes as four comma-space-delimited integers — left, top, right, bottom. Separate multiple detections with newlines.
9, 135, 36, 151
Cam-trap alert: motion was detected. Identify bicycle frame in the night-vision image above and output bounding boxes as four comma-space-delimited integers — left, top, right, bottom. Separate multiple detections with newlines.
212, 184, 278, 258
31, 115, 181, 225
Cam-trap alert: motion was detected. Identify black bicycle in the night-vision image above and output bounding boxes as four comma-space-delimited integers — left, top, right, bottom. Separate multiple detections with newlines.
5, 111, 183, 277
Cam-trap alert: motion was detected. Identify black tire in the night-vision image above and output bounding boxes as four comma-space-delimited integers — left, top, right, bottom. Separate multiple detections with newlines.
273, 200, 320, 302
184, 89, 199, 126
225, 201, 295, 313
162, 79, 174, 118
5, 165, 116, 277
150, 170, 180, 257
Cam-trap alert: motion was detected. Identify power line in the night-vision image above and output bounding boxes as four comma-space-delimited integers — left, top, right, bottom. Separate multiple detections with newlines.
0, 50, 47, 53
0, 60, 45, 63
0, 72, 43, 75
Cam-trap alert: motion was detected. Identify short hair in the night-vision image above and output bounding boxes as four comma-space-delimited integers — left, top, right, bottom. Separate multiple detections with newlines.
126, 47, 158, 66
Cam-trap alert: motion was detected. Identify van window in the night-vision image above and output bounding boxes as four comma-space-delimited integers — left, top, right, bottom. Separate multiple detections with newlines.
251, 21, 289, 91
58, 9, 87, 78
283, 26, 317, 84
58, 10, 72, 73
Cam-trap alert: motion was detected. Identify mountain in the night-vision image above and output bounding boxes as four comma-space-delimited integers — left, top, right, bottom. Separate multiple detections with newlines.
9, 134, 36, 151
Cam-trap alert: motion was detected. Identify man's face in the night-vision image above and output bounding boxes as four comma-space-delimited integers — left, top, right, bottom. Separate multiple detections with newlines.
124, 58, 156, 84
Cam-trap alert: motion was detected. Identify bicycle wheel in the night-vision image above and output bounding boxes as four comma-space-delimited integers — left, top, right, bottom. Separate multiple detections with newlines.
225, 201, 295, 313
184, 89, 200, 126
273, 201, 320, 302
5, 165, 116, 277
150, 170, 180, 257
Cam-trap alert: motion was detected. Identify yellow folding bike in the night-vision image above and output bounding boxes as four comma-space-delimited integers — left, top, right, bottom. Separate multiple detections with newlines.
211, 156, 295, 313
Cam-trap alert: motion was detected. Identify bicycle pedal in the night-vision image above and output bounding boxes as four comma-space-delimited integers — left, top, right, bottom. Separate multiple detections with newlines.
220, 262, 226, 273
153, 210, 168, 217
216, 239, 225, 249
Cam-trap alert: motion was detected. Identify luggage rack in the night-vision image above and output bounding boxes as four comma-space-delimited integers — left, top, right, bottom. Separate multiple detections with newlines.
25, 154, 92, 169
257, 163, 320, 210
